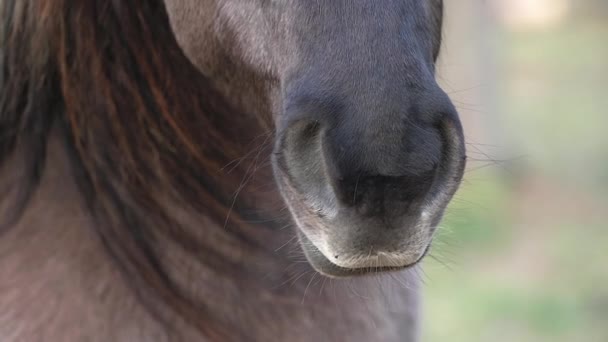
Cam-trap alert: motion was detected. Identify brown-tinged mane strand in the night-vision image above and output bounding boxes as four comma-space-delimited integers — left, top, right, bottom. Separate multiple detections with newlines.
0, 1, 277, 339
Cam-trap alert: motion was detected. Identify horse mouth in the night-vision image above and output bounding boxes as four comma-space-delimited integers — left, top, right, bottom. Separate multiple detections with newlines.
297, 231, 428, 278
272, 117, 465, 278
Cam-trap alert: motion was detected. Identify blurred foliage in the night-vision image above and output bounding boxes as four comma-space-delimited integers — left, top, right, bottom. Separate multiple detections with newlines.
423, 14, 608, 342
503, 20, 608, 193
571, 1, 608, 19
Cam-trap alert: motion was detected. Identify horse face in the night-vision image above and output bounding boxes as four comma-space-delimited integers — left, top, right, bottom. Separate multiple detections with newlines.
165, 0, 466, 277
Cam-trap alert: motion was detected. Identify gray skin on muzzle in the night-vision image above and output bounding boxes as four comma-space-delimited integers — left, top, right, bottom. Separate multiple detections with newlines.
165, 0, 465, 277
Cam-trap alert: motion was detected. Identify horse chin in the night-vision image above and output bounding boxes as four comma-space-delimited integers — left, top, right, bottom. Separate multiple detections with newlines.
273, 162, 436, 278
296, 230, 427, 278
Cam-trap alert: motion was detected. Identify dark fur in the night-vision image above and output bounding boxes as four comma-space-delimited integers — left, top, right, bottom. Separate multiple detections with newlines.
0, 1, 277, 339
0, 1, 458, 341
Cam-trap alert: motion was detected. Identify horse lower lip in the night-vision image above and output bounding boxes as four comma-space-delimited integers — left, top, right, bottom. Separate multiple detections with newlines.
296, 231, 426, 278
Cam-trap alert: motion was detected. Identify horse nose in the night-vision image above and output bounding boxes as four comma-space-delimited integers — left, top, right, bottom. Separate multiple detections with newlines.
281, 88, 456, 217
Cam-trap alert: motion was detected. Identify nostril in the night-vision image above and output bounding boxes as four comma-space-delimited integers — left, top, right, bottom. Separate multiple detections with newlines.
294, 120, 322, 140
278, 87, 462, 221
335, 170, 437, 211
284, 118, 322, 145
281, 116, 445, 217
281, 117, 340, 215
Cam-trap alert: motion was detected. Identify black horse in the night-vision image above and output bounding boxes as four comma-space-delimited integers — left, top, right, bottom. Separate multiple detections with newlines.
0, 1, 465, 341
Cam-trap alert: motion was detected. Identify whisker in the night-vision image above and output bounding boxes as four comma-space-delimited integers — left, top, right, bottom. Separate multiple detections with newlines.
301, 272, 319, 304
223, 135, 272, 229
274, 235, 298, 252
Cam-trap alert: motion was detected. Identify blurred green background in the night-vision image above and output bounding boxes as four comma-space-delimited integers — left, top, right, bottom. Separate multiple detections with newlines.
424, 1, 608, 341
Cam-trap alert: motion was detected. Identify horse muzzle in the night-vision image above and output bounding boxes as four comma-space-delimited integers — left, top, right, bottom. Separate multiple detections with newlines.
273, 83, 466, 277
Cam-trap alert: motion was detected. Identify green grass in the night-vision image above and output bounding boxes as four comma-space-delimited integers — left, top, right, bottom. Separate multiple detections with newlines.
423, 18, 608, 342
502, 21, 608, 190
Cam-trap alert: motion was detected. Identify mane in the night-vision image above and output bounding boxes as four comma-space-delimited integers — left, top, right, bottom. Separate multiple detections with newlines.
0, 1, 276, 339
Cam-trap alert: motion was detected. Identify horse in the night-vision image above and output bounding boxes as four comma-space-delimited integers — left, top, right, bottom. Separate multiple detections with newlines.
0, 1, 466, 341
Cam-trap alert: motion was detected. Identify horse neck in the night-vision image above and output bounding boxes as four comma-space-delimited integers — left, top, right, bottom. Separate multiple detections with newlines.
0, 52, 422, 342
